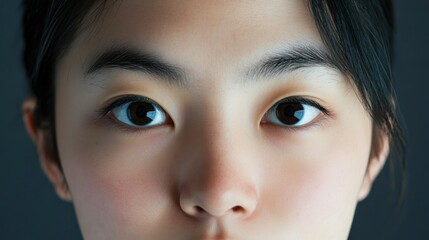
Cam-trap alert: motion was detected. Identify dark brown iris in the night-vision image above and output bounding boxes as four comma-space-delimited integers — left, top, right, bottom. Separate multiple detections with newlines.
127, 102, 156, 125
275, 102, 304, 125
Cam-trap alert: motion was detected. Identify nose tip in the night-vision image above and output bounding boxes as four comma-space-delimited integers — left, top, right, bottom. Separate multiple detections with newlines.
179, 180, 258, 219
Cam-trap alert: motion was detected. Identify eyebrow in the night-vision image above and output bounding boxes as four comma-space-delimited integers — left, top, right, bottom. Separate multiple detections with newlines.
86, 46, 186, 87
246, 45, 339, 80
86, 45, 338, 87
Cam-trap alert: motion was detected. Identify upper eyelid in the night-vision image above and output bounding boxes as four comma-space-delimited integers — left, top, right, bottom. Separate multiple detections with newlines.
272, 96, 330, 115
99, 95, 170, 130
98, 94, 332, 124
99, 95, 159, 116
262, 99, 328, 130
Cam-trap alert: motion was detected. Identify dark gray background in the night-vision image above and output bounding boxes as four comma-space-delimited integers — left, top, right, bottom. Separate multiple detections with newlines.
1, 1, 428, 239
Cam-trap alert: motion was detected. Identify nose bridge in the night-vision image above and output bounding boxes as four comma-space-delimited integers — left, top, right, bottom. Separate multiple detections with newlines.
186, 88, 246, 163
178, 95, 259, 219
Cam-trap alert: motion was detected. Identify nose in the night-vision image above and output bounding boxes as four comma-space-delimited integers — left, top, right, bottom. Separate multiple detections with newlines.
179, 162, 258, 219
178, 124, 258, 220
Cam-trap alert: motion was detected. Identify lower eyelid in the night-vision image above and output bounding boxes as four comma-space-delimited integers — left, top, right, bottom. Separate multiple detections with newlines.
262, 113, 328, 133
261, 109, 327, 130
92, 99, 171, 132
101, 111, 172, 133
96, 94, 333, 132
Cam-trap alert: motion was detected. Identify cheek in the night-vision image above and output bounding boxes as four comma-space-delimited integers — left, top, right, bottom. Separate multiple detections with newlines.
57, 123, 176, 237
71, 168, 165, 223
261, 117, 372, 236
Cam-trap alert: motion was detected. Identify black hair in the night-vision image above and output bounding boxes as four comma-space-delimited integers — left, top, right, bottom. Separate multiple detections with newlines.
23, 0, 106, 173
309, 0, 406, 200
22, 0, 406, 197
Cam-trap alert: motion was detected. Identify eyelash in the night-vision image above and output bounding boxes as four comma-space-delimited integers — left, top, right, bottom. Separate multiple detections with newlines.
96, 95, 332, 132
96, 95, 169, 133
98, 95, 152, 116
275, 96, 330, 115
262, 96, 332, 131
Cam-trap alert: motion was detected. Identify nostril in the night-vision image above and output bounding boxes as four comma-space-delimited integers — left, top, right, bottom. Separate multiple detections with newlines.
231, 206, 245, 213
190, 205, 246, 217
194, 206, 205, 214
179, 176, 258, 219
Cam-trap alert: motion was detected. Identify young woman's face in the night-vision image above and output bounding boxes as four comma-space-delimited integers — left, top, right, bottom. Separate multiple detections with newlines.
51, 0, 380, 239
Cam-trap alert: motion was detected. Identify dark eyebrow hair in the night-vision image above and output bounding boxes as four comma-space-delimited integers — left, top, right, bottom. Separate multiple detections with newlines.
247, 45, 339, 80
86, 45, 339, 87
86, 46, 187, 87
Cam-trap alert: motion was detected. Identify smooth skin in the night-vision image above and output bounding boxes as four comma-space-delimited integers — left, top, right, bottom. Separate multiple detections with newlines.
23, 0, 389, 239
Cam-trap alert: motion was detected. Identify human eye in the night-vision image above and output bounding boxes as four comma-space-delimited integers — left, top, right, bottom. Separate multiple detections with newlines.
99, 95, 169, 129
262, 96, 329, 128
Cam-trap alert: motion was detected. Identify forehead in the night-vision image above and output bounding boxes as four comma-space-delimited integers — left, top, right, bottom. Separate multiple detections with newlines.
75, 0, 324, 78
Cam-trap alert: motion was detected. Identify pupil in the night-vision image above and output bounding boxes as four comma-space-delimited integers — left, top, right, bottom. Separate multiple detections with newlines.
276, 102, 304, 125
284, 106, 295, 117
128, 102, 155, 125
